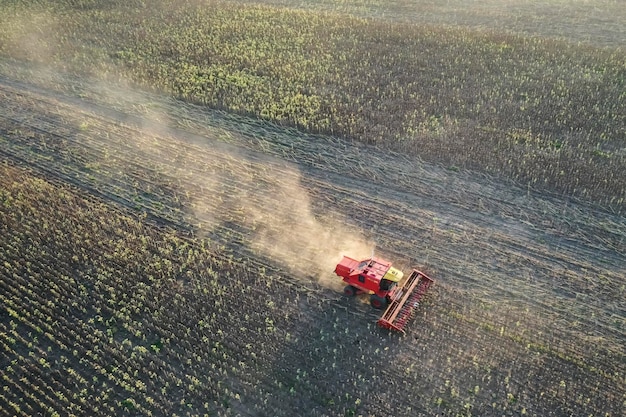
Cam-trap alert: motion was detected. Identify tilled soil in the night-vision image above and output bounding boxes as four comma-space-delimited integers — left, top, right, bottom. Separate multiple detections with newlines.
0, 63, 624, 416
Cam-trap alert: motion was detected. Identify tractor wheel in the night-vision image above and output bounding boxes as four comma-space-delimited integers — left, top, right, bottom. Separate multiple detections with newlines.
370, 294, 388, 310
343, 285, 357, 297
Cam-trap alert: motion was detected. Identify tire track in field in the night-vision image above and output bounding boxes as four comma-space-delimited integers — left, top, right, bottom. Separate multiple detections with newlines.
0, 88, 620, 332
1, 75, 624, 327
0, 84, 377, 288
0, 72, 624, 382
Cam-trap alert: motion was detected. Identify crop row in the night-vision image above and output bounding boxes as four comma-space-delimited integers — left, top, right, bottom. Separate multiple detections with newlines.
3, 163, 552, 416
0, 80, 623, 353
0, 165, 380, 416
0, 85, 624, 414
5, 68, 623, 264
0, 0, 623, 212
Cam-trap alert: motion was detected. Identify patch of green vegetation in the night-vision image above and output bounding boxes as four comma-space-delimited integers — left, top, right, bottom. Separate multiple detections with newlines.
0, 1, 623, 213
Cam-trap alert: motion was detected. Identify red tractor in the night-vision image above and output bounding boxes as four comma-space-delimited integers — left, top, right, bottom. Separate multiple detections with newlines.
335, 256, 434, 333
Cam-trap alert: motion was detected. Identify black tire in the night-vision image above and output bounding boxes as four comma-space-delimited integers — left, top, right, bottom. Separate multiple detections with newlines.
343, 285, 357, 297
370, 294, 387, 310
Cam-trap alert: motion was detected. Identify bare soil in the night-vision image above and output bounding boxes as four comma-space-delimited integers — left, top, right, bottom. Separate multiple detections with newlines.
0, 62, 624, 416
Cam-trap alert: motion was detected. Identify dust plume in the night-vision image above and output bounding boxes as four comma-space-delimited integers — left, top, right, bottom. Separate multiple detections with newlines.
0, 7, 61, 86
0, 1, 373, 289
1, 10, 56, 63
187, 151, 375, 289
87, 79, 373, 289
225, 163, 374, 288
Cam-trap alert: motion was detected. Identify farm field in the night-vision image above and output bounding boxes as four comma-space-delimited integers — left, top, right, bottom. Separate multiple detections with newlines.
0, 0, 625, 416
237, 0, 626, 48
1, 62, 625, 416
0, 0, 624, 212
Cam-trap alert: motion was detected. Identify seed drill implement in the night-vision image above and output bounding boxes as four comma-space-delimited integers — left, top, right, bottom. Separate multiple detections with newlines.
334, 256, 434, 333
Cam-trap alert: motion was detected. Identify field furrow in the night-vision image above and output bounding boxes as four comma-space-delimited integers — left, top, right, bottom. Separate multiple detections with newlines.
0, 67, 624, 416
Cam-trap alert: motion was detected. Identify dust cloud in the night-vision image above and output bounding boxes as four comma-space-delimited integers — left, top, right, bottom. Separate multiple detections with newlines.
0, 8, 60, 86
4, 11, 56, 63
87, 80, 373, 289
186, 149, 375, 289
0, 4, 374, 290
216, 163, 374, 289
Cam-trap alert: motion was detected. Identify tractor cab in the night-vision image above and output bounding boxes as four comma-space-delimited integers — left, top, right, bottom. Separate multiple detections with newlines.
334, 256, 404, 308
